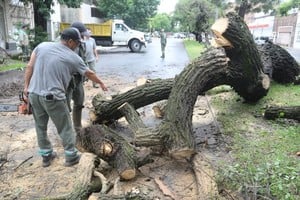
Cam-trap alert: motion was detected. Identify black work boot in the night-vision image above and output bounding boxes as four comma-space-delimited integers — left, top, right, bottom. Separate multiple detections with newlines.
64, 154, 81, 167
42, 152, 57, 167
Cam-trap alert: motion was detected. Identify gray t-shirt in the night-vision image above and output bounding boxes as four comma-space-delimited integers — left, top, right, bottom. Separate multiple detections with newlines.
84, 37, 97, 63
28, 42, 88, 100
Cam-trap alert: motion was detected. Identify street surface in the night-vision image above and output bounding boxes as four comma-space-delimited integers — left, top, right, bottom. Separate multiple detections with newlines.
96, 37, 190, 83
286, 47, 300, 63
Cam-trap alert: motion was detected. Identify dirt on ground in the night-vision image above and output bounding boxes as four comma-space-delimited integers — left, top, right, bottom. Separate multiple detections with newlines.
0, 69, 229, 200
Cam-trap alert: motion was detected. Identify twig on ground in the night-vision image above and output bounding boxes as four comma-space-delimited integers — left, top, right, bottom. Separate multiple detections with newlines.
13, 155, 33, 171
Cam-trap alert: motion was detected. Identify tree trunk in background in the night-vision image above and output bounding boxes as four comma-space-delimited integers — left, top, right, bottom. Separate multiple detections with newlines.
264, 106, 300, 121
238, 0, 249, 18
258, 41, 300, 83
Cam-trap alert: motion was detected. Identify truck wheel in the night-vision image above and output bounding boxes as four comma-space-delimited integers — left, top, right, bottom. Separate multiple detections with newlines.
130, 39, 142, 52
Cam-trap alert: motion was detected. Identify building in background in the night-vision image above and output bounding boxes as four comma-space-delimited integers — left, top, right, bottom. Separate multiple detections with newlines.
0, 0, 102, 51
246, 12, 275, 41
0, 0, 34, 51
49, 0, 103, 41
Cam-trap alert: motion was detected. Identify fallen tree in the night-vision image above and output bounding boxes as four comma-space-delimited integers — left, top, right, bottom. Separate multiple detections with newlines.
66, 12, 270, 199
55, 12, 300, 200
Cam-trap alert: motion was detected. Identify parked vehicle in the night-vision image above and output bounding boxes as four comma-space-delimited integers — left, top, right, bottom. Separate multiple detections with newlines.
60, 19, 147, 52
144, 33, 152, 43
174, 33, 186, 39
254, 36, 269, 45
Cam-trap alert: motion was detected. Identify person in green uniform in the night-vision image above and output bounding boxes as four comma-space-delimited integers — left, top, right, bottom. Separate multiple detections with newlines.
160, 29, 167, 58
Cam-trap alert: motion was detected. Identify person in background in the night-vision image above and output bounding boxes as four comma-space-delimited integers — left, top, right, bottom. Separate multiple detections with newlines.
84, 28, 99, 88
19, 24, 29, 58
160, 28, 167, 59
23, 28, 108, 168
66, 22, 89, 131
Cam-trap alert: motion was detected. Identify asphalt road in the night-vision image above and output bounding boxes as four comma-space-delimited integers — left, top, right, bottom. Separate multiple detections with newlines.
286, 47, 300, 63
95, 37, 190, 83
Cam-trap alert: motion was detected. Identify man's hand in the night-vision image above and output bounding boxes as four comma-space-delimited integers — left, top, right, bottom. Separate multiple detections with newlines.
99, 82, 108, 91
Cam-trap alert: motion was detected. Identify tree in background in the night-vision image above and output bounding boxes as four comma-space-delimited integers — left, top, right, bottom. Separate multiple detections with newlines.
234, 0, 281, 18
96, 0, 160, 30
173, 0, 216, 42
19, 0, 83, 48
278, 0, 300, 16
150, 13, 172, 33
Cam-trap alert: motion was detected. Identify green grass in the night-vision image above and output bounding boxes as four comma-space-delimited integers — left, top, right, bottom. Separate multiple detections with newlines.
183, 40, 206, 60
184, 40, 300, 200
0, 59, 26, 72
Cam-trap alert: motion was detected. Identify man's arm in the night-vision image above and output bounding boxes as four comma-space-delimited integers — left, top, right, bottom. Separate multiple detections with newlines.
24, 51, 36, 96
85, 69, 107, 91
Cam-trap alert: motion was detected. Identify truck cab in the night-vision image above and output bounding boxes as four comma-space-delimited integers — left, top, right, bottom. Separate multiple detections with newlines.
110, 20, 146, 52
60, 19, 147, 52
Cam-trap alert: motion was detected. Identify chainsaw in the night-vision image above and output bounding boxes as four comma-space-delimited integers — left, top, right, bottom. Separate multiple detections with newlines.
0, 92, 32, 114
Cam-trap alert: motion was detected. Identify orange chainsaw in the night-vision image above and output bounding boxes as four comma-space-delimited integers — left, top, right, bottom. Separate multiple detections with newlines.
0, 92, 32, 114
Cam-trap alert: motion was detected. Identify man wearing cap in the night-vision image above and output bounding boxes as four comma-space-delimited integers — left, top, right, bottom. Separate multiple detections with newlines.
66, 21, 90, 131
24, 28, 108, 167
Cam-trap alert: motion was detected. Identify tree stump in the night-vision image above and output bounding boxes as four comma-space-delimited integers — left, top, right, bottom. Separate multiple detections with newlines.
76, 125, 137, 180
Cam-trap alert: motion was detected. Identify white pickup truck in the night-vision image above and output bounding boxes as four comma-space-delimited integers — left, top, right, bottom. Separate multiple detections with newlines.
60, 19, 147, 52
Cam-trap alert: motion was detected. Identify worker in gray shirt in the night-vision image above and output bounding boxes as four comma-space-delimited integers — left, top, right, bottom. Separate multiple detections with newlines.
24, 28, 108, 167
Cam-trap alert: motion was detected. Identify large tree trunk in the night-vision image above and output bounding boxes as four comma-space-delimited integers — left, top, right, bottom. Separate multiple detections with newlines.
258, 41, 300, 83
90, 12, 270, 160
75, 12, 272, 199
92, 79, 174, 124
159, 48, 229, 159
159, 12, 269, 159
211, 12, 270, 102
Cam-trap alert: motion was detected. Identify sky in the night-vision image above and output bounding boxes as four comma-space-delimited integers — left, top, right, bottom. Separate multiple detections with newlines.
158, 0, 179, 14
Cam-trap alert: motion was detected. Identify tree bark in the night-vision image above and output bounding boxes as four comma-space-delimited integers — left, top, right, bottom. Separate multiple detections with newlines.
258, 41, 300, 84
91, 78, 174, 124
211, 12, 270, 102
264, 106, 300, 121
159, 48, 229, 159
76, 125, 137, 180
118, 102, 162, 147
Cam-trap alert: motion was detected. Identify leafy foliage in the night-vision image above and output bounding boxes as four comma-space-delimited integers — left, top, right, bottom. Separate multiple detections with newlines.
19, 0, 83, 51
278, 0, 300, 16
150, 13, 172, 32
95, 0, 160, 30
234, 0, 281, 18
173, 0, 216, 41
